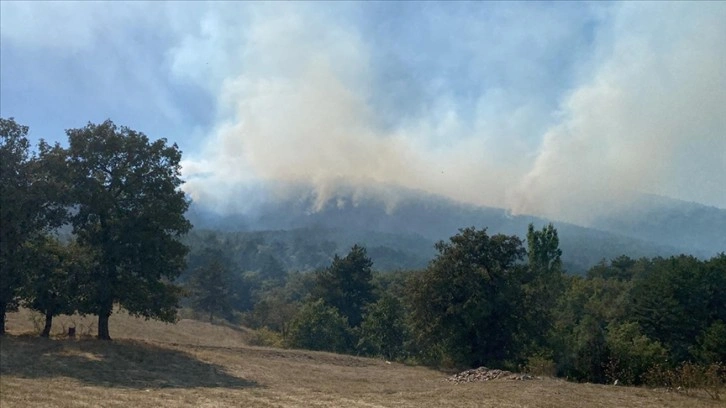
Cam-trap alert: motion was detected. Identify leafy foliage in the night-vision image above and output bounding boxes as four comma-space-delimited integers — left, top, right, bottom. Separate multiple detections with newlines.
645, 362, 726, 400
604, 322, 668, 385
407, 227, 526, 367
313, 244, 375, 328
357, 294, 408, 360
551, 276, 630, 382
628, 255, 725, 363
287, 299, 352, 353
188, 250, 233, 323
65, 120, 191, 339
518, 224, 565, 357
0, 118, 33, 334
692, 320, 726, 365
0, 118, 67, 334
21, 236, 89, 337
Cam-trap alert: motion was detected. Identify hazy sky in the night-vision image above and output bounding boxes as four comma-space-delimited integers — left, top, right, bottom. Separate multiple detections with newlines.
2, 2, 724, 224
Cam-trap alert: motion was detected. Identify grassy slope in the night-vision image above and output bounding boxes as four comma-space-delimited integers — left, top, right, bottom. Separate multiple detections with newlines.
1, 309, 721, 408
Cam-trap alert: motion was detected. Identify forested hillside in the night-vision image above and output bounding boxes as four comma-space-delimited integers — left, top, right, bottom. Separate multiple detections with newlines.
185, 187, 716, 274
180, 222, 726, 390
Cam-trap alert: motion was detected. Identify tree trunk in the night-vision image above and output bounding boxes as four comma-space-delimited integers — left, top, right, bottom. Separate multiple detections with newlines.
97, 278, 113, 340
0, 303, 6, 336
41, 312, 53, 338
98, 310, 112, 340
209, 310, 213, 323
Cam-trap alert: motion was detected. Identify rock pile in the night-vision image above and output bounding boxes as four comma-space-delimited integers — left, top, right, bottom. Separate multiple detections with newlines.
446, 367, 536, 384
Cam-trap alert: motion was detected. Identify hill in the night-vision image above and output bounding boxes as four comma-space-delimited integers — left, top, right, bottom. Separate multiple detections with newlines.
186, 186, 723, 273
1, 310, 721, 408
591, 194, 726, 258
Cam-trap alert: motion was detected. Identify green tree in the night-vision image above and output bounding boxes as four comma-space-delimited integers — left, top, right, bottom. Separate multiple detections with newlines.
552, 276, 630, 382
189, 255, 233, 323
587, 255, 641, 281
526, 223, 562, 276
692, 320, 726, 365
257, 252, 287, 284
408, 227, 525, 367
704, 253, 726, 327
520, 224, 565, 356
287, 299, 351, 353
0, 118, 32, 334
605, 321, 668, 385
0, 118, 66, 335
66, 120, 191, 340
629, 255, 719, 362
22, 236, 88, 337
248, 286, 299, 338
314, 244, 375, 328
357, 294, 408, 360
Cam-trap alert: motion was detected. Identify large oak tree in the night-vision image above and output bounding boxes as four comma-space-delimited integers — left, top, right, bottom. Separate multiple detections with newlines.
408, 227, 526, 367
0, 118, 33, 334
0, 118, 65, 334
66, 120, 191, 339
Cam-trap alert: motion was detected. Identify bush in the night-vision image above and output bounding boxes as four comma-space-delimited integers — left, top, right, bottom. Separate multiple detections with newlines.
248, 327, 285, 348
644, 362, 725, 400
524, 354, 557, 377
605, 322, 668, 385
286, 299, 352, 353
692, 320, 726, 365
357, 294, 408, 360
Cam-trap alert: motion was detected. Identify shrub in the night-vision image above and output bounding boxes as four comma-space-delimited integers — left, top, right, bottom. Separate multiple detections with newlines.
524, 354, 557, 377
692, 320, 726, 365
605, 322, 667, 385
286, 299, 352, 353
644, 362, 725, 400
248, 327, 285, 348
357, 294, 408, 361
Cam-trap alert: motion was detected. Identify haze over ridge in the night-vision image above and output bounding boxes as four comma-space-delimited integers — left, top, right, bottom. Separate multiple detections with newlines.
2, 2, 725, 225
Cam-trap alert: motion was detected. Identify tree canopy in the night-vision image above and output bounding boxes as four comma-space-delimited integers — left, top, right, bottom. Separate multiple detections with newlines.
189, 248, 234, 323
314, 244, 375, 328
0, 118, 66, 334
0, 118, 34, 334
408, 227, 526, 367
65, 120, 191, 339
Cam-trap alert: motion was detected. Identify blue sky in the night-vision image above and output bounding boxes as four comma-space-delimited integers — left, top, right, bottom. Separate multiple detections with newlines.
1, 2, 724, 224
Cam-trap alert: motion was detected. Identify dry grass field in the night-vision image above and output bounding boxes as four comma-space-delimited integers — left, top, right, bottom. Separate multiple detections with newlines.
1, 309, 722, 408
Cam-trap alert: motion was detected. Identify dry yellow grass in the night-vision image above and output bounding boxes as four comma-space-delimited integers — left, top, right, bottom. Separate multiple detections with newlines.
1, 309, 722, 408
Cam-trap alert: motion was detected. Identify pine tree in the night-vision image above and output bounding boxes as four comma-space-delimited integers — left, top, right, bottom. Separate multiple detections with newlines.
314, 244, 375, 328
190, 258, 232, 323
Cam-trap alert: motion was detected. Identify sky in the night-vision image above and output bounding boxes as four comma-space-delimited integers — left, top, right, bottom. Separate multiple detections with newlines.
1, 1, 725, 225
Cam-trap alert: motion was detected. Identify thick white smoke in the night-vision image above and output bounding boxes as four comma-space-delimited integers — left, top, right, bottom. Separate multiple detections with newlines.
179, 2, 726, 224
507, 3, 726, 223
10, 2, 716, 224
179, 5, 525, 214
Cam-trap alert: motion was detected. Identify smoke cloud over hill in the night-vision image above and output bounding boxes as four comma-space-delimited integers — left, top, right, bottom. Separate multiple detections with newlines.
177, 3, 726, 225
2, 2, 724, 225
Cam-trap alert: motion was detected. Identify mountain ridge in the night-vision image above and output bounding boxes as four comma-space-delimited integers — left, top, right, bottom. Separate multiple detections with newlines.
186, 187, 724, 274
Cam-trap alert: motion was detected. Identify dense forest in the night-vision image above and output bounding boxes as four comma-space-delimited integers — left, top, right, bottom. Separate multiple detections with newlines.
182, 225, 725, 387
1, 117, 724, 392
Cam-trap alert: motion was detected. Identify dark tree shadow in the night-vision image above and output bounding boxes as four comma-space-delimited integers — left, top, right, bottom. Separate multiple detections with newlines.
0, 335, 258, 389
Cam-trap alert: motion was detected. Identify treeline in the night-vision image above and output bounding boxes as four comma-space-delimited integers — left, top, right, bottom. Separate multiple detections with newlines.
185, 224, 725, 386
1, 118, 190, 339
182, 227, 434, 273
